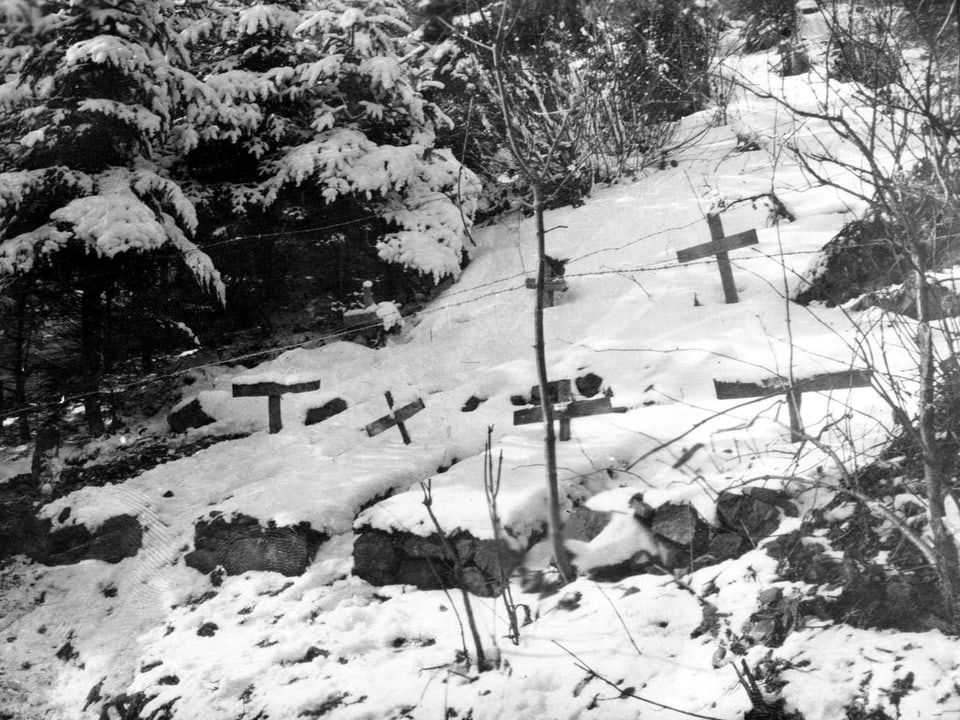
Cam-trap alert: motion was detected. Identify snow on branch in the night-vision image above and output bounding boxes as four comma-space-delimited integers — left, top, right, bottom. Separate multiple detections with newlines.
64, 35, 154, 72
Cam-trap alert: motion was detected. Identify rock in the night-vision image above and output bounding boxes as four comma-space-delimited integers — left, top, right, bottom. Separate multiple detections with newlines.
197, 622, 218, 637
743, 487, 799, 517
30, 514, 143, 565
794, 217, 905, 308
353, 530, 400, 585
304, 398, 347, 426
461, 396, 485, 412
396, 558, 450, 589
564, 505, 610, 542
168, 397, 215, 434
184, 513, 326, 577
531, 380, 569, 406
705, 532, 747, 562
716, 491, 782, 544
651, 501, 710, 552
472, 539, 522, 582
352, 528, 522, 597
575, 373, 603, 398
629, 493, 655, 522
402, 534, 446, 560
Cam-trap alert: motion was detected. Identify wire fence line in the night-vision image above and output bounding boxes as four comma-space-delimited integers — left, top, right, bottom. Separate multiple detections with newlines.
1, 217, 903, 423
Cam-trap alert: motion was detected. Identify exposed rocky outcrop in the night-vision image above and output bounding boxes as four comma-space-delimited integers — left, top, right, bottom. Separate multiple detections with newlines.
185, 512, 327, 577
353, 529, 523, 597
1, 475, 142, 565
587, 489, 798, 581
30, 514, 143, 565
794, 217, 904, 308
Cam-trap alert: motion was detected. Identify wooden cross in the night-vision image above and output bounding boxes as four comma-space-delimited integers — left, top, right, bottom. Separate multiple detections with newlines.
232, 379, 321, 434
513, 379, 626, 441
525, 266, 568, 308
714, 369, 872, 443
365, 391, 425, 445
343, 280, 379, 329
677, 213, 758, 304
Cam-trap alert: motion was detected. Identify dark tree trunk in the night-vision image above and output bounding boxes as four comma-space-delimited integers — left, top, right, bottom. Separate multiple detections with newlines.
916, 261, 960, 631
533, 183, 575, 583
80, 276, 105, 436
13, 288, 31, 442
32, 410, 61, 492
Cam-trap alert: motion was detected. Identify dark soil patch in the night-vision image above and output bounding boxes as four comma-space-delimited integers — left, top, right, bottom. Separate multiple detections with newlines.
57, 432, 249, 498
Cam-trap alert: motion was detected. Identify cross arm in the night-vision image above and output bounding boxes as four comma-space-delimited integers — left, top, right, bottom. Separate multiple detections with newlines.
676, 229, 759, 263
232, 380, 321, 397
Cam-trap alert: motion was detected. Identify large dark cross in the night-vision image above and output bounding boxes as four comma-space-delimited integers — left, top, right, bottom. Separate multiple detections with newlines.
232, 379, 321, 434
365, 391, 425, 445
513, 379, 626, 441
714, 369, 872, 443
677, 213, 758, 304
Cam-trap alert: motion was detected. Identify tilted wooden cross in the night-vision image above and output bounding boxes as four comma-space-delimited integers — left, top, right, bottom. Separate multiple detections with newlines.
365, 391, 425, 445
714, 369, 872, 443
677, 213, 758, 304
513, 379, 626, 441
343, 280, 378, 329
232, 379, 321, 434
525, 264, 568, 308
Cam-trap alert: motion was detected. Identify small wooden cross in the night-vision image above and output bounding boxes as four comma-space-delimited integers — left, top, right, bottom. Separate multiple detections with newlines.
677, 213, 758, 304
714, 369, 872, 443
343, 280, 379, 329
232, 379, 321, 434
365, 391, 425, 445
513, 379, 626, 441
525, 265, 568, 308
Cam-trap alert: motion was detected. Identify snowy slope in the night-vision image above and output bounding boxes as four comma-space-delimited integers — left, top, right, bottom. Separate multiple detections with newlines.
2, 25, 956, 720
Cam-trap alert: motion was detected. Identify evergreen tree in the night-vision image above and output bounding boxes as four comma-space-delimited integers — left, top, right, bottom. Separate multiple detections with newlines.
179, 0, 480, 283
0, 0, 224, 434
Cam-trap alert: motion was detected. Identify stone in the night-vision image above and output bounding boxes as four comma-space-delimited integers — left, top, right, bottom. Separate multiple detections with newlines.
564, 505, 610, 542
705, 532, 747, 561
651, 501, 710, 552
396, 558, 451, 589
743, 487, 799, 517
32, 514, 143, 565
575, 373, 603, 398
402, 534, 447, 560
353, 530, 400, 586
794, 217, 905, 308
168, 397, 215, 434
184, 513, 326, 577
716, 491, 781, 544
531, 380, 569, 406
304, 398, 347, 426
461, 396, 485, 412
472, 539, 521, 583
352, 528, 522, 598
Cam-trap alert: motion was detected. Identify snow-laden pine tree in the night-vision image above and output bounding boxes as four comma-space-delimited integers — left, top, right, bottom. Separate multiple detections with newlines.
179, 0, 480, 282
0, 0, 224, 434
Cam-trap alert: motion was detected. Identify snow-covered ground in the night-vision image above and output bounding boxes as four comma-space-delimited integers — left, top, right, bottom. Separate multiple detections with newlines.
3, 19, 958, 720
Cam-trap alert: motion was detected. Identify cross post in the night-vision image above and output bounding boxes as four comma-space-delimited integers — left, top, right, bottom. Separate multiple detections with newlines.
714, 369, 872, 443
513, 379, 626, 441
232, 379, 321, 434
525, 265, 568, 308
365, 391, 425, 445
677, 213, 758, 304
343, 280, 379, 329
